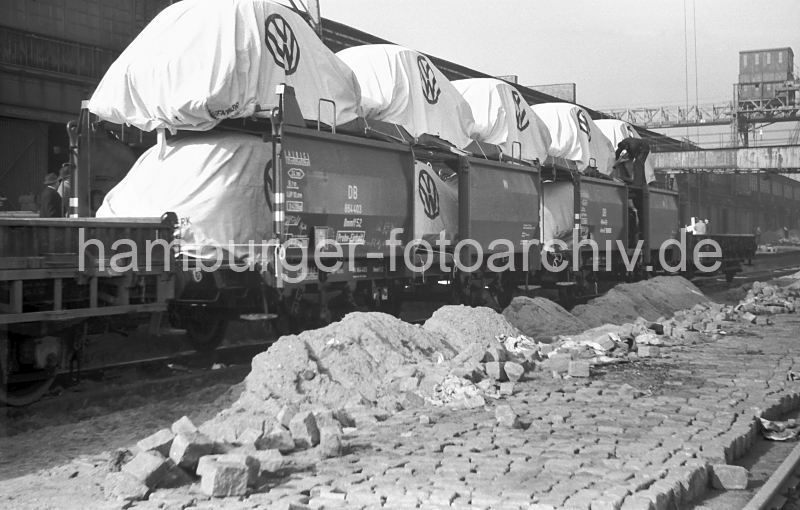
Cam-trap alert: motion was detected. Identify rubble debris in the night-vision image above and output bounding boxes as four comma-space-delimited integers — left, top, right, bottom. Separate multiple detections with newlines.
758, 415, 800, 441
427, 374, 485, 409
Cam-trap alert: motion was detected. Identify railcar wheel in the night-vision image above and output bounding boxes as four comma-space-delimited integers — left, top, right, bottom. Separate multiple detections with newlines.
0, 330, 59, 406
185, 316, 228, 353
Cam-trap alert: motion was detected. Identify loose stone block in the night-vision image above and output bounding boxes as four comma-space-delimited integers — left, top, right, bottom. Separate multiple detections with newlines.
485, 361, 507, 381
499, 382, 516, 395
251, 449, 284, 474
276, 405, 296, 430
171, 416, 198, 436
102, 472, 150, 501
318, 426, 343, 458
495, 404, 522, 429
568, 360, 590, 378
638, 345, 661, 358
197, 454, 259, 487
256, 426, 295, 452
740, 312, 756, 323
289, 410, 320, 449
122, 450, 170, 489
504, 361, 525, 382
710, 464, 748, 490
236, 428, 263, 446
200, 460, 249, 497
169, 432, 215, 472
546, 353, 573, 373
136, 428, 175, 457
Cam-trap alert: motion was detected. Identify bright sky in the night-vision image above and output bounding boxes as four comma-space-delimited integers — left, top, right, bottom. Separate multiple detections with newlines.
323, 0, 800, 111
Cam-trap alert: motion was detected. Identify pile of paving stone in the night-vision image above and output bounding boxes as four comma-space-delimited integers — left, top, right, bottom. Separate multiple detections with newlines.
104, 410, 328, 501
105, 307, 534, 502
106, 276, 800, 503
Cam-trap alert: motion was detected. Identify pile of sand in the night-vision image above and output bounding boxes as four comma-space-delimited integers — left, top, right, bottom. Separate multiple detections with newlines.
502, 296, 587, 339
423, 305, 521, 354
571, 276, 708, 328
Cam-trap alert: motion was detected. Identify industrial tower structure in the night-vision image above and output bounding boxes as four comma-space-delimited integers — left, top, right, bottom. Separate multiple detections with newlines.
605, 47, 799, 149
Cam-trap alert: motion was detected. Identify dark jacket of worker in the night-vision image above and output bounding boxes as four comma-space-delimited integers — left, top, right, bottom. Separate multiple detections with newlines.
39, 173, 63, 218
615, 137, 650, 162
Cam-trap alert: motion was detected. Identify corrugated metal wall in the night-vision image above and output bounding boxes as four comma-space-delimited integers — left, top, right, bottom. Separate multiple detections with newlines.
0, 117, 49, 211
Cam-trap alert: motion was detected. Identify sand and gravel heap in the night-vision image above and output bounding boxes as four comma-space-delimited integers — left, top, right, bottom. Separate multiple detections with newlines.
571, 276, 708, 327
200, 306, 526, 442
422, 304, 522, 358
502, 296, 587, 339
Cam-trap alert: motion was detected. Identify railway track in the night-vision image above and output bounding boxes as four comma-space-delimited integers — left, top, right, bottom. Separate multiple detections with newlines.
745, 443, 800, 510
692, 251, 800, 295
7, 252, 798, 410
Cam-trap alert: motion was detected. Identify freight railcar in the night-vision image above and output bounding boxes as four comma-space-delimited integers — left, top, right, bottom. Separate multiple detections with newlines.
1, 85, 757, 405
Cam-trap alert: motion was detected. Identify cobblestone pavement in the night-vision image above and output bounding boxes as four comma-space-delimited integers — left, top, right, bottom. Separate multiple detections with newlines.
2, 314, 800, 510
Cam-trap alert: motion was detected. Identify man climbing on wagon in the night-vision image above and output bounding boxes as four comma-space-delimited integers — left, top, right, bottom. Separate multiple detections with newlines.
614, 137, 650, 182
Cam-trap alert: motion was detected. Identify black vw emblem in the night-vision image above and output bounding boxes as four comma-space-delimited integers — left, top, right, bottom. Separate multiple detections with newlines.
511, 90, 530, 131
418, 169, 440, 219
265, 14, 300, 75
576, 109, 592, 141
416, 56, 441, 105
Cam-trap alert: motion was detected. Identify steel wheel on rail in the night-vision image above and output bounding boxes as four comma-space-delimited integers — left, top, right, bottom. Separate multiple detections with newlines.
185, 315, 229, 353
0, 329, 59, 406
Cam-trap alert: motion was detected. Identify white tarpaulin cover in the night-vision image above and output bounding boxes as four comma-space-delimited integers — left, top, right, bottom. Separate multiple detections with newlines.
541, 180, 575, 250
413, 161, 458, 243
453, 78, 550, 162
336, 44, 475, 149
88, 0, 361, 132
97, 132, 273, 261
595, 119, 656, 183
530, 103, 616, 175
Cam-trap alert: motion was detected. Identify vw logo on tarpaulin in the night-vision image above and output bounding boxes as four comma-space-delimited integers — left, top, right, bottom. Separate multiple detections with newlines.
264, 13, 300, 75
511, 90, 530, 131
576, 109, 592, 141
418, 169, 440, 219
417, 56, 442, 105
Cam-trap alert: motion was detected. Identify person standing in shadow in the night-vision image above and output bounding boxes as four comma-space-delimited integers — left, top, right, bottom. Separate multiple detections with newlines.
39, 172, 63, 218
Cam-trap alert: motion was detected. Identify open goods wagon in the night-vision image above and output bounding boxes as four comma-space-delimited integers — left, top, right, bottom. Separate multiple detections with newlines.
0, 86, 754, 405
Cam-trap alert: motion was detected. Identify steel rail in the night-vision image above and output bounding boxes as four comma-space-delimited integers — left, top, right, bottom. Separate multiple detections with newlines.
744, 442, 800, 510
